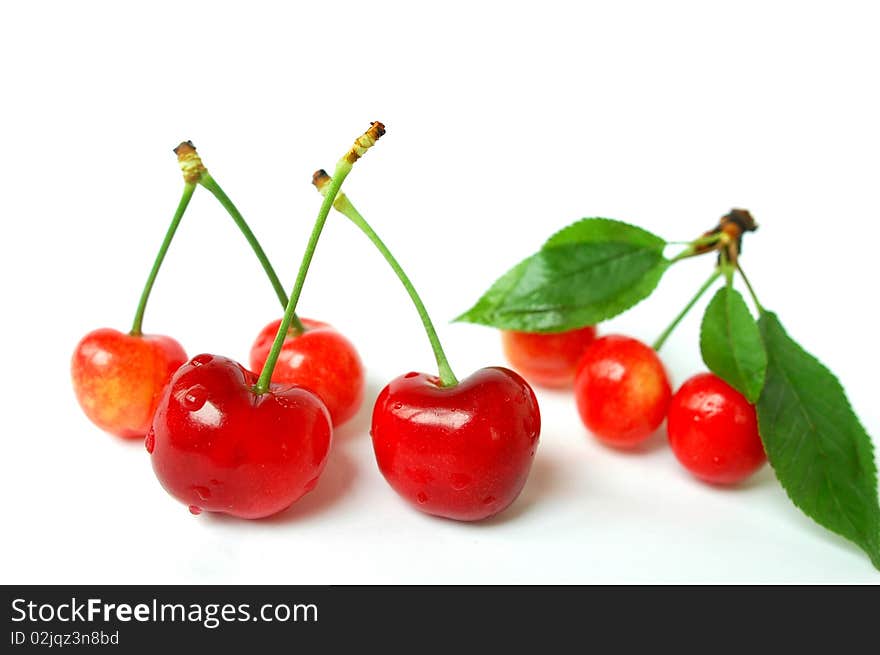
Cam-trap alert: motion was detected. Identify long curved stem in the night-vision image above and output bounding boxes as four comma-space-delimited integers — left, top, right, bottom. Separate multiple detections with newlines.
255, 121, 385, 393
652, 270, 722, 352
327, 189, 457, 387
199, 172, 305, 333
253, 163, 351, 394
130, 183, 196, 335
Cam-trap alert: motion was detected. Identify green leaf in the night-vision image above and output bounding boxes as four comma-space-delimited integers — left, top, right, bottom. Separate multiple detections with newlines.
700, 285, 767, 402
757, 312, 880, 569
456, 242, 669, 332
544, 217, 667, 251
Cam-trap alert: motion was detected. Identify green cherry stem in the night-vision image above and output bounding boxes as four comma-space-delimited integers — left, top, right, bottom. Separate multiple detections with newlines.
652, 269, 722, 352
669, 232, 723, 263
313, 170, 458, 387
130, 182, 196, 336
173, 141, 304, 333
253, 122, 386, 395
736, 263, 765, 315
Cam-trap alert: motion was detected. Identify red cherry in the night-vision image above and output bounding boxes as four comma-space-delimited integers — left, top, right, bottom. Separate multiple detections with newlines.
249, 318, 364, 426
71, 328, 187, 439
574, 335, 672, 448
501, 326, 598, 388
667, 372, 766, 485
148, 354, 332, 519
371, 367, 540, 521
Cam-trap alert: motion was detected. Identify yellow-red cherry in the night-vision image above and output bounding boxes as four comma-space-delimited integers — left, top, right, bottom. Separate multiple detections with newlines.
71, 328, 187, 439
501, 325, 597, 388
249, 318, 364, 426
574, 334, 672, 448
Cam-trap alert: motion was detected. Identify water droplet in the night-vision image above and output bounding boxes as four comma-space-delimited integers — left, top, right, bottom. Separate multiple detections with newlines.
304, 477, 319, 492
404, 372, 419, 379
392, 402, 403, 411
191, 354, 213, 367
181, 384, 208, 411
416, 492, 428, 504
451, 474, 471, 491
712, 456, 720, 464
192, 485, 211, 501
188, 505, 202, 515
144, 430, 155, 454
482, 495, 496, 505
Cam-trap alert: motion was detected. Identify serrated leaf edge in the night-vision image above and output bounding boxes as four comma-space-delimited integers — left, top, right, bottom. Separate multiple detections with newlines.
757, 312, 880, 570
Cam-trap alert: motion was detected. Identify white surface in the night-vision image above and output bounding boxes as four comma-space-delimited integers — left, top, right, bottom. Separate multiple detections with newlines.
2, 1, 879, 583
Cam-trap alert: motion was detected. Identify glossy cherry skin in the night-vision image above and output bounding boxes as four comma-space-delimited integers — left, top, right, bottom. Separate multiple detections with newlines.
71, 328, 187, 439
574, 335, 672, 449
371, 367, 541, 521
667, 373, 766, 485
501, 325, 598, 388
148, 354, 332, 519
249, 318, 364, 426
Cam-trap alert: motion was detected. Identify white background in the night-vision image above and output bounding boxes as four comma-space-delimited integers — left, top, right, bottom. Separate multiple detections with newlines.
2, 1, 879, 583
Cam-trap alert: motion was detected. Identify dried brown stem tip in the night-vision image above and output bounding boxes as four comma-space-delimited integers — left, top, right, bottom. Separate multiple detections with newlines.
312, 168, 331, 191
173, 140, 207, 184
694, 208, 758, 264
343, 121, 386, 164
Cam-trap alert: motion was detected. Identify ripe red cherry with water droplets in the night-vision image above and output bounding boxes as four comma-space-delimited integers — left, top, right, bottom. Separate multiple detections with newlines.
72, 328, 187, 438
574, 334, 672, 448
147, 354, 332, 519
249, 318, 364, 426
667, 372, 766, 485
501, 325, 598, 388
371, 367, 541, 521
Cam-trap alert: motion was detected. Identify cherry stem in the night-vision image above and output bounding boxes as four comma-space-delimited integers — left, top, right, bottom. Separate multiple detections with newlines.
670, 232, 723, 263
198, 172, 305, 334
321, 183, 458, 387
130, 183, 196, 336
252, 161, 353, 394
736, 263, 765, 315
652, 269, 722, 352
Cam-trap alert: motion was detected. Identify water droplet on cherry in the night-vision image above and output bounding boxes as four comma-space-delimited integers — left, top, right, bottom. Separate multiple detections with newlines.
417, 492, 429, 504
144, 430, 155, 454
188, 505, 202, 515
191, 354, 213, 367
482, 496, 496, 505
404, 372, 419, 379
181, 384, 208, 411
